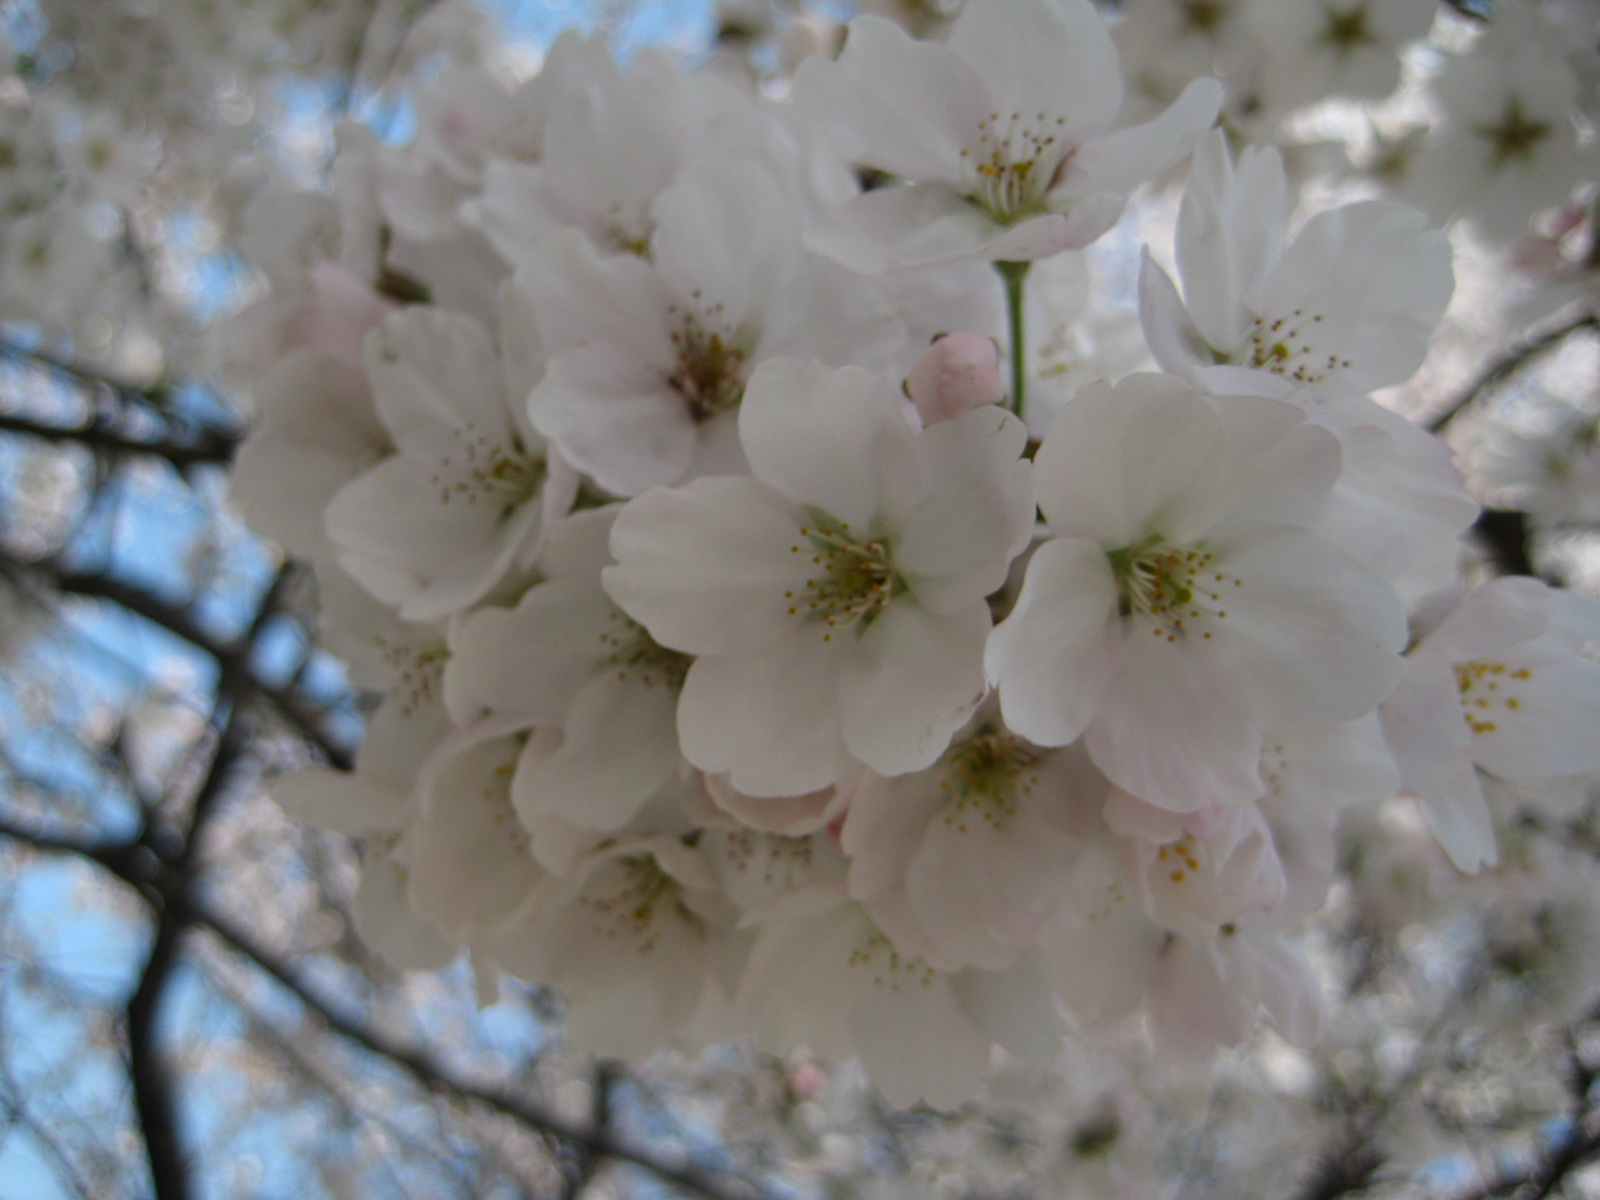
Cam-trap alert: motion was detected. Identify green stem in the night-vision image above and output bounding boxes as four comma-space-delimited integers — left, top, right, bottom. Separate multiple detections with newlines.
995, 259, 1031, 420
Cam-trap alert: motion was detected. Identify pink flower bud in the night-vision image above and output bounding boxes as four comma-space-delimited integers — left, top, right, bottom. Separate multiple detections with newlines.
281, 262, 396, 364
904, 332, 1005, 426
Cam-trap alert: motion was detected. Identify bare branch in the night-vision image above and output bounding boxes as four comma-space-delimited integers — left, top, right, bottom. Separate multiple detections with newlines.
1428, 309, 1600, 435
0, 408, 236, 471
191, 907, 761, 1200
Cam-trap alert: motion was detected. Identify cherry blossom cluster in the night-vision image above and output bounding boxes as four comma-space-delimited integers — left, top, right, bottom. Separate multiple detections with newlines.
236, 0, 1600, 1104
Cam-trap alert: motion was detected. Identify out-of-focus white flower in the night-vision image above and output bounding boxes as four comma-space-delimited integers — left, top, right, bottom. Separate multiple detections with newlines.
521, 157, 900, 497
1405, 8, 1598, 243
1247, 0, 1438, 113
1381, 576, 1600, 871
325, 306, 555, 621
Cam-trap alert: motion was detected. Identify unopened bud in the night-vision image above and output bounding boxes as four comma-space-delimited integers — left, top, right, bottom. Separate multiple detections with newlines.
904, 332, 1005, 425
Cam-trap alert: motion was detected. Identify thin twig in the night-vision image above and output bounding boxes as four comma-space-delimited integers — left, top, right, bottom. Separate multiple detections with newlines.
0, 409, 236, 471
191, 908, 760, 1200
1428, 309, 1600, 435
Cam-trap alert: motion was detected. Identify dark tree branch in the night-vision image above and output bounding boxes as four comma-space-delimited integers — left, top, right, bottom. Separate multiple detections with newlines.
0, 554, 354, 771
191, 907, 760, 1200
0, 340, 173, 405
0, 409, 236, 471
1473, 508, 1540, 579
1428, 309, 1600, 435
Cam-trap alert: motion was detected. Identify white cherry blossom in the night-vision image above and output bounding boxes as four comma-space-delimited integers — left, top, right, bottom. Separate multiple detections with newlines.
520, 156, 900, 497
604, 356, 1034, 797
325, 305, 553, 622
1381, 577, 1600, 872
1139, 131, 1453, 399
792, 0, 1222, 271
987, 373, 1408, 813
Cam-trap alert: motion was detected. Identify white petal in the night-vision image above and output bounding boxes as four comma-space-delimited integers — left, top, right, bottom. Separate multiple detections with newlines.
1085, 628, 1265, 811
738, 358, 922, 531
839, 602, 990, 776
604, 476, 809, 656
365, 308, 511, 462
1032, 374, 1230, 546
805, 184, 1019, 274
528, 346, 696, 497
1417, 762, 1498, 873
1057, 78, 1223, 205
792, 15, 986, 183
947, 0, 1121, 136
988, 537, 1121, 748
1175, 131, 1286, 355
1216, 523, 1407, 721
513, 228, 676, 361
443, 579, 613, 726
517, 671, 681, 830
906, 767, 1081, 968
1137, 250, 1211, 378
1258, 201, 1453, 393
677, 647, 853, 797
651, 158, 802, 332
894, 404, 1033, 613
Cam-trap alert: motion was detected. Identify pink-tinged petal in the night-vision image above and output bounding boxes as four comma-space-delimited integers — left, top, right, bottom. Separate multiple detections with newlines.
895, 404, 1032, 612
529, 346, 697, 496
949, 953, 1066, 1063
1216, 523, 1406, 721
1086, 628, 1264, 811
1222, 929, 1323, 1047
1146, 938, 1251, 1060
677, 647, 853, 797
443, 579, 614, 727
1057, 78, 1223, 205
1033, 375, 1230, 545
840, 602, 990, 777
1138, 250, 1211, 377
738, 358, 921, 531
905, 333, 1006, 426
947, 0, 1121, 137
849, 971, 993, 1109
516, 671, 681, 831
792, 15, 986, 183
1381, 657, 1472, 793
841, 772, 941, 902
604, 476, 810, 656
804, 184, 1017, 274
513, 228, 677, 362
905, 770, 1081, 968
1042, 894, 1163, 1024
988, 537, 1121, 748
1417, 762, 1498, 873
